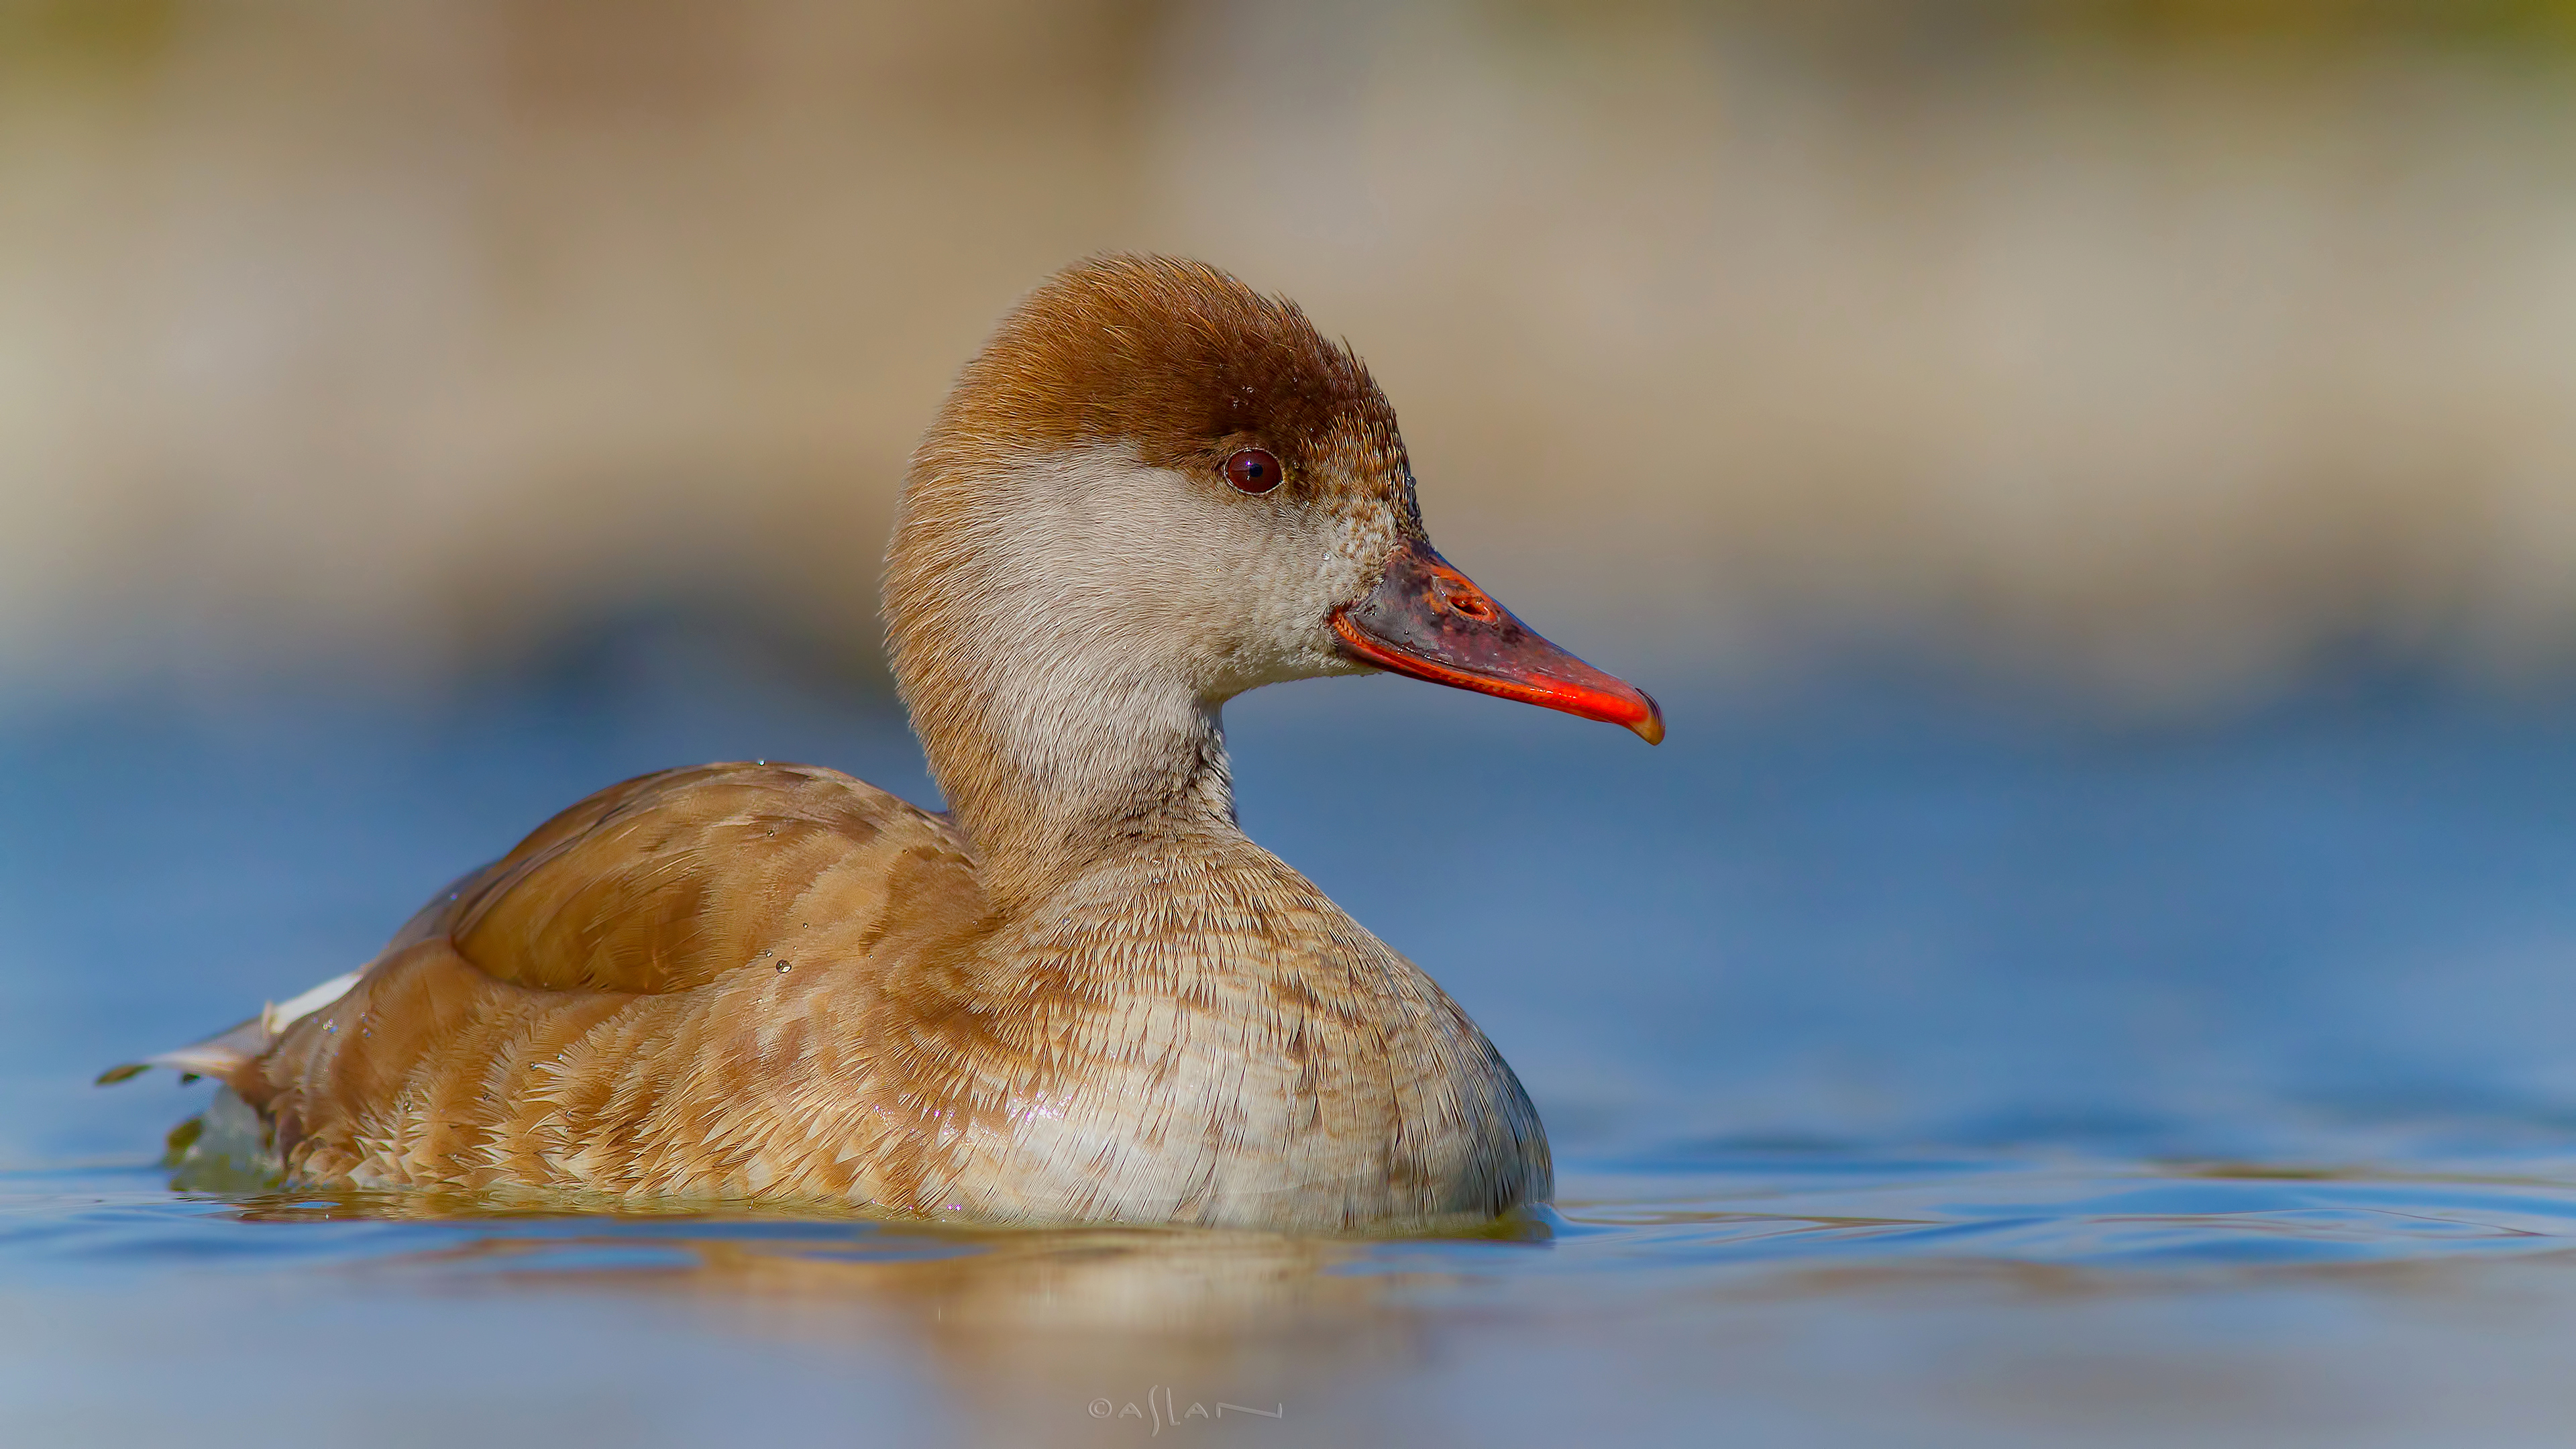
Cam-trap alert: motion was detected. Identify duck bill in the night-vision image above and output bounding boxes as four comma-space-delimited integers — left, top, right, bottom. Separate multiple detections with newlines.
1331, 538, 1664, 744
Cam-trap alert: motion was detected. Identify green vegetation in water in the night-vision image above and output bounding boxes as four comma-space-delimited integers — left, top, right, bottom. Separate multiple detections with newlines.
164, 1089, 284, 1196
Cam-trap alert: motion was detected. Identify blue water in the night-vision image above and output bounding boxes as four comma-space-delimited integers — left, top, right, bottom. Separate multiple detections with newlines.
11, 629, 2576, 1446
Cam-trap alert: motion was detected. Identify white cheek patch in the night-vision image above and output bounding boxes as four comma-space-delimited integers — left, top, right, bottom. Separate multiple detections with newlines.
962, 443, 1388, 700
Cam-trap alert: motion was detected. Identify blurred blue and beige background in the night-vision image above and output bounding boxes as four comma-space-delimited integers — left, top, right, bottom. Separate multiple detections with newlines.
15, 5, 2576, 1447
9, 0, 2576, 705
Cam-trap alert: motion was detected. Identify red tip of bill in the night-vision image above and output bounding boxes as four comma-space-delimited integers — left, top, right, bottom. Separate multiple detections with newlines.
1330, 539, 1666, 746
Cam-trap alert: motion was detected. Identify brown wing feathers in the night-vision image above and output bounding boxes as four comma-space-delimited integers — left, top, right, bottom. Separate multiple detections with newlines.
243, 763, 989, 1193
427, 764, 969, 996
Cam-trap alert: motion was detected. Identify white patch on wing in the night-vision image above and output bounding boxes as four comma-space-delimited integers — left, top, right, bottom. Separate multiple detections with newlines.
103, 969, 365, 1082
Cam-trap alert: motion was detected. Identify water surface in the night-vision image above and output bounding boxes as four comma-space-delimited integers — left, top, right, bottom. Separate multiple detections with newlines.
10, 638, 2576, 1446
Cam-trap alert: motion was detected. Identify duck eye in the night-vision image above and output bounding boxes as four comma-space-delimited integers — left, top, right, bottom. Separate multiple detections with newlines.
1224, 447, 1283, 495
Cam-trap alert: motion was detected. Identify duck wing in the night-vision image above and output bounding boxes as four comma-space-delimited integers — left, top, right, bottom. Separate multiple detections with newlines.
104, 764, 988, 1193
433, 761, 979, 994
105, 762, 979, 1081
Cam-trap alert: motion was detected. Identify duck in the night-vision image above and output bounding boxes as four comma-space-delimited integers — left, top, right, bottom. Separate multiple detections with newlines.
107, 255, 1663, 1232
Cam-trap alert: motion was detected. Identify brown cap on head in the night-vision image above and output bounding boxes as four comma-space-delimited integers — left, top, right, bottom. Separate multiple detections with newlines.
919, 254, 1419, 527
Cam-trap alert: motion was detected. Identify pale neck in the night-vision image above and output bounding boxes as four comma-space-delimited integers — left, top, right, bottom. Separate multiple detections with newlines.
885, 445, 1273, 912
897, 643, 1244, 914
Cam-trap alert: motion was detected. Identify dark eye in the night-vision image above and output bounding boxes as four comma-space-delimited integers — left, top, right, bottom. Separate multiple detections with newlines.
1224, 447, 1283, 494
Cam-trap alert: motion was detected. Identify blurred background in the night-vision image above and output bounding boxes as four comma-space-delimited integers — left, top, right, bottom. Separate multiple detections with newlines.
7, 0, 2576, 708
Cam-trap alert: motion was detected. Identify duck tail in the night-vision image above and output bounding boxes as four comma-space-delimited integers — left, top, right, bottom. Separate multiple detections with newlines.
95, 970, 364, 1086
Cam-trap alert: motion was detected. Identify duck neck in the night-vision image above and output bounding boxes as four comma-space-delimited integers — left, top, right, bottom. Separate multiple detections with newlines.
885, 445, 1277, 912
892, 629, 1242, 916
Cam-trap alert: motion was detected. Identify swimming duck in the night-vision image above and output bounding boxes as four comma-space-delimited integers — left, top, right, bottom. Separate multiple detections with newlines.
111, 256, 1662, 1231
